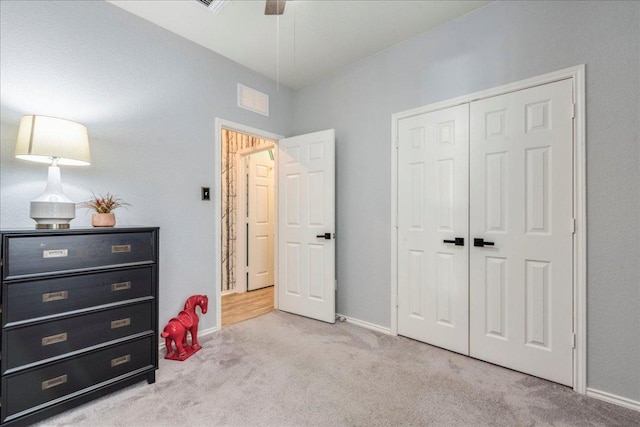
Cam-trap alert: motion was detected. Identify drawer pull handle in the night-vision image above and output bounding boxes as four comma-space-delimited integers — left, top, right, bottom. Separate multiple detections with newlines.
111, 281, 132, 291
43, 249, 68, 258
111, 245, 131, 253
111, 318, 131, 329
43, 290, 69, 302
111, 354, 131, 368
42, 332, 68, 346
42, 374, 68, 390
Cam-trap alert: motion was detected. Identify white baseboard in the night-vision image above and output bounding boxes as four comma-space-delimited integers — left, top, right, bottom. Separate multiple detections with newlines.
587, 388, 640, 412
157, 326, 220, 353
221, 289, 235, 296
198, 326, 219, 338
336, 313, 392, 335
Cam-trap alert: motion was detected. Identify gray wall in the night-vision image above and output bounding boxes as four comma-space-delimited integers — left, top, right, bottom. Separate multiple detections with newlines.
0, 0, 294, 333
1, 0, 638, 405
293, 1, 640, 401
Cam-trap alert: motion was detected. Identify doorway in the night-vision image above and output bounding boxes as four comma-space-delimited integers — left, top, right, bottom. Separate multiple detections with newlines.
215, 120, 337, 330
217, 122, 281, 327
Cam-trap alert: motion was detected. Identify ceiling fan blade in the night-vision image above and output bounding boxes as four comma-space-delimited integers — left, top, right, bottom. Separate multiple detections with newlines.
265, 0, 286, 15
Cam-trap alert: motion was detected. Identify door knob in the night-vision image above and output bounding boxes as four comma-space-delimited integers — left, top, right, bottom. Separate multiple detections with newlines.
316, 233, 332, 240
443, 237, 464, 246
474, 238, 495, 247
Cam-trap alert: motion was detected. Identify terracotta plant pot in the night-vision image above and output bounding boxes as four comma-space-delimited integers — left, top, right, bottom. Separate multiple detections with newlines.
92, 213, 116, 227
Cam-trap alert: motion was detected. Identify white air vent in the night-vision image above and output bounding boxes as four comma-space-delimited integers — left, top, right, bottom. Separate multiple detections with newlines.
237, 84, 269, 117
195, 0, 230, 14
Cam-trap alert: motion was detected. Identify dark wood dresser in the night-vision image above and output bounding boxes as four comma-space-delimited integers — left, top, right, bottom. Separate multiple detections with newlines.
0, 227, 159, 426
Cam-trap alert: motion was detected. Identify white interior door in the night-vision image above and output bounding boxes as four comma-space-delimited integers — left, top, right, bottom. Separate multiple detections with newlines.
469, 79, 574, 386
397, 104, 470, 354
247, 149, 275, 291
278, 129, 336, 323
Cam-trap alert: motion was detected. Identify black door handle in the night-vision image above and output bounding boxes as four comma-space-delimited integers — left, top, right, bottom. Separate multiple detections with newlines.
474, 238, 495, 247
316, 233, 332, 240
443, 237, 464, 246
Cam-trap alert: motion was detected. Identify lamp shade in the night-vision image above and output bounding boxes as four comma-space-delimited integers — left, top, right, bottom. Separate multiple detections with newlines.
15, 115, 91, 166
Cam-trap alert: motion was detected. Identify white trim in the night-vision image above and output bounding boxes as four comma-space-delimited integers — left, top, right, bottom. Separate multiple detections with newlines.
390, 117, 399, 337
587, 388, 640, 412
198, 326, 220, 339
215, 118, 283, 331
237, 142, 275, 156
158, 326, 220, 353
337, 314, 392, 335
273, 145, 280, 312
571, 66, 588, 395
393, 65, 583, 120
236, 151, 247, 294
390, 65, 587, 393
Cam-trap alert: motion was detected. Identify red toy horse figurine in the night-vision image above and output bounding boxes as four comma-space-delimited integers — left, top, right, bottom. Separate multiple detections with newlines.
161, 294, 208, 361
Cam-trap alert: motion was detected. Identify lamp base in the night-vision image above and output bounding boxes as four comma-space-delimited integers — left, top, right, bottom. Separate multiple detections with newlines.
30, 200, 76, 229
35, 223, 71, 230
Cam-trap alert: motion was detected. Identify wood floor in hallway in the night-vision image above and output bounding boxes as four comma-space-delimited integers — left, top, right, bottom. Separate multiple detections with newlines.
222, 286, 274, 327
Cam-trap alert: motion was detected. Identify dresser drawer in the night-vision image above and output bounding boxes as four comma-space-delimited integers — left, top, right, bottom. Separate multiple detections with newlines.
4, 267, 154, 325
3, 232, 155, 278
2, 336, 153, 421
5, 302, 153, 370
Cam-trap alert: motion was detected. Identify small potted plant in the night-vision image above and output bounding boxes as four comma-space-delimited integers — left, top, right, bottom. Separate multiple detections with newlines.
79, 192, 130, 227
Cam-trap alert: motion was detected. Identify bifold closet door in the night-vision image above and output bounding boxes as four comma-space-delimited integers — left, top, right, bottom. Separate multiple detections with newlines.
397, 104, 469, 355
468, 79, 574, 386
397, 79, 574, 386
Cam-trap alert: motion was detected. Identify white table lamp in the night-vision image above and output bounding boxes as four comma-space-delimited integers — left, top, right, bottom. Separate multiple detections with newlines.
15, 115, 91, 229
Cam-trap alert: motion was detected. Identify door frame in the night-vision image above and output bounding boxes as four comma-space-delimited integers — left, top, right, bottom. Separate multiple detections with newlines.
390, 65, 587, 393
215, 118, 283, 329
235, 143, 276, 294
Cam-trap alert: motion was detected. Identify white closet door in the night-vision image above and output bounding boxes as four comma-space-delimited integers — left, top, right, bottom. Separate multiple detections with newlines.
398, 104, 470, 355
469, 79, 574, 386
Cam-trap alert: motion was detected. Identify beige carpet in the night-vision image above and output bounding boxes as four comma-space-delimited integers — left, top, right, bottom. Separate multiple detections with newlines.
36, 311, 639, 426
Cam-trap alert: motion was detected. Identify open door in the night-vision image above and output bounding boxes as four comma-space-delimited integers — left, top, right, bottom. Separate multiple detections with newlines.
277, 129, 336, 323
247, 149, 275, 291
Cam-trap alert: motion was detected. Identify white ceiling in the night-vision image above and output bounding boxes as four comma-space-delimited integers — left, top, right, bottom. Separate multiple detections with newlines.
108, 0, 491, 89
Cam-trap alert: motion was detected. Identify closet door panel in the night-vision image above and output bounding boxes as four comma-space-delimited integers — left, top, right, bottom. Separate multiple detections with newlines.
469, 79, 574, 386
397, 104, 469, 355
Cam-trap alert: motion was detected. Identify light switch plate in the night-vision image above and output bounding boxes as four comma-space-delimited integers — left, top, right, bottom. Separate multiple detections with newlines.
201, 187, 210, 201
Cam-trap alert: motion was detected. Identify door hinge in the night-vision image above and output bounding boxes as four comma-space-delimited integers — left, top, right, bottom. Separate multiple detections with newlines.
335, 280, 338, 291
572, 218, 576, 234
571, 102, 576, 119
571, 333, 576, 349
395, 138, 399, 150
